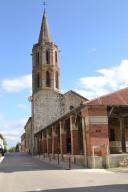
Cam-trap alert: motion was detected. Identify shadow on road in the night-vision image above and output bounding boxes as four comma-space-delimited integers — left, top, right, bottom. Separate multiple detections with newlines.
0, 152, 62, 173
25, 184, 128, 192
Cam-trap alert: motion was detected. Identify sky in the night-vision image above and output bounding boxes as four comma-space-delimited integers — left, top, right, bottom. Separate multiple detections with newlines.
0, 0, 128, 147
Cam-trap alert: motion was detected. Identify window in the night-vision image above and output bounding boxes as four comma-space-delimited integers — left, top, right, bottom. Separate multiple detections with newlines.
55, 51, 58, 63
46, 71, 51, 87
56, 71, 59, 89
46, 50, 50, 64
110, 129, 115, 141
37, 73, 40, 88
36, 52, 39, 65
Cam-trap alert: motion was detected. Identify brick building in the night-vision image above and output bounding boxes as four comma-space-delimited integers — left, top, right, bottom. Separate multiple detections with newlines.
24, 8, 128, 168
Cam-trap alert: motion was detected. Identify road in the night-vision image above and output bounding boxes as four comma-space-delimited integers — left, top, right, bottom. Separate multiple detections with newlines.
0, 152, 128, 192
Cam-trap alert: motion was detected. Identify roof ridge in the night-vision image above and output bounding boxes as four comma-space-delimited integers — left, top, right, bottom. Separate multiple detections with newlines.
63, 90, 89, 101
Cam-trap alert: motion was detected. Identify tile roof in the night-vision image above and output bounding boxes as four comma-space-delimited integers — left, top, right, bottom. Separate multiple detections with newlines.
86, 87, 128, 105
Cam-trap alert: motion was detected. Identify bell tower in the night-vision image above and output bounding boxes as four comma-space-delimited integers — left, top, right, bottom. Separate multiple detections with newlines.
32, 8, 63, 135
32, 10, 60, 94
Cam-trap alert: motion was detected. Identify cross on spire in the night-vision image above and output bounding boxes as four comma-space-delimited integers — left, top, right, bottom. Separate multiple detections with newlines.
43, 0, 46, 12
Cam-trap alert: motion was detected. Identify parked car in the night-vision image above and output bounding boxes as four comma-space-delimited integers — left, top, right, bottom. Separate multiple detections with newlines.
0, 145, 4, 156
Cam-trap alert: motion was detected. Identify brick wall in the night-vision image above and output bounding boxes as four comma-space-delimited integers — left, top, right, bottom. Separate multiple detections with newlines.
82, 106, 109, 157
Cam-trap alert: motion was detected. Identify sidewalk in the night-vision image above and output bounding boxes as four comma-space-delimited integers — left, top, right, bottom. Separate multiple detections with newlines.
109, 167, 128, 173
34, 155, 85, 170
34, 155, 128, 174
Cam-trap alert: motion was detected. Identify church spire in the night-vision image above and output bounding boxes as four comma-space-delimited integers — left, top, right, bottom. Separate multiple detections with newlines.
32, 3, 60, 94
38, 9, 52, 43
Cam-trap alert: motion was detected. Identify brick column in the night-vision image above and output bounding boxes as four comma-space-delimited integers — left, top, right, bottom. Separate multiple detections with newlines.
40, 137, 43, 155
39, 135, 42, 155
81, 116, 87, 157
82, 106, 109, 157
70, 115, 79, 155
52, 126, 58, 154
34, 136, 38, 155
47, 128, 52, 155
42, 131, 47, 154
120, 118, 126, 153
60, 121, 67, 155
81, 106, 110, 168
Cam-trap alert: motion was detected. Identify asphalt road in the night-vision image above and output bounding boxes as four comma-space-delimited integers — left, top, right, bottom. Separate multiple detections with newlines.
0, 152, 128, 192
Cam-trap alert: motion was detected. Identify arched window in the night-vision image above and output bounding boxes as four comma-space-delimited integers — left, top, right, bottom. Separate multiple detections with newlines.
55, 51, 58, 63
37, 72, 40, 88
46, 71, 51, 87
46, 50, 50, 64
36, 52, 39, 65
56, 71, 59, 89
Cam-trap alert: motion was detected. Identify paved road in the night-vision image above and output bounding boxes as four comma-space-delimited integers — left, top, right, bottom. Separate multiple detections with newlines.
0, 153, 128, 192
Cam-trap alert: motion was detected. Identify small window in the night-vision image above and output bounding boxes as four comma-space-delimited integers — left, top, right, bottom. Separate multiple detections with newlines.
56, 71, 59, 89
46, 71, 51, 87
55, 51, 58, 63
36, 52, 39, 65
110, 129, 115, 141
46, 50, 50, 64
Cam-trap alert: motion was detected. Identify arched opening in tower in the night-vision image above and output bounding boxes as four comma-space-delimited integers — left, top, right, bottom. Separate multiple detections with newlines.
56, 71, 59, 89
46, 71, 51, 87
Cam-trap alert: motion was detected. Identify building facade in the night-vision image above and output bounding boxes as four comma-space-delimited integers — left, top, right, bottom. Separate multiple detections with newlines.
34, 88, 128, 168
24, 117, 32, 153
21, 133, 26, 152
24, 8, 128, 168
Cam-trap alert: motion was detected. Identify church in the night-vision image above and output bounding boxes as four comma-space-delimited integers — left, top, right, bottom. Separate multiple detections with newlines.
23, 8, 128, 168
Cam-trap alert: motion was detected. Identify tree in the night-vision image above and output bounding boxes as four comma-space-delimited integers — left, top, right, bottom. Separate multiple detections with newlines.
15, 143, 21, 152
3, 139, 8, 152
8, 147, 16, 152
0, 134, 8, 151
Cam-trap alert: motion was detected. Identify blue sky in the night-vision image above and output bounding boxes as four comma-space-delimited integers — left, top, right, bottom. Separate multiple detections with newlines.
0, 0, 128, 147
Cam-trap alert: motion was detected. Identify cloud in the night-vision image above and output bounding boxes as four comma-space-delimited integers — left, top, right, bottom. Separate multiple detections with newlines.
75, 59, 128, 99
17, 104, 26, 109
1, 74, 32, 92
0, 115, 27, 147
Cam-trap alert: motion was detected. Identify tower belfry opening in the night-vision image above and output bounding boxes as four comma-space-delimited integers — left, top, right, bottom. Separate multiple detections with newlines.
32, 8, 60, 93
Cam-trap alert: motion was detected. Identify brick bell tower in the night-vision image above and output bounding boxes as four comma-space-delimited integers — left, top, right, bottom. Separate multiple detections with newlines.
32, 8, 63, 137
32, 10, 60, 94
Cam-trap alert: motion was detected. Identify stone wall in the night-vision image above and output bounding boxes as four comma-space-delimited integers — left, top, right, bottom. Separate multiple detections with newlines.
33, 90, 64, 134
64, 91, 87, 114
33, 90, 88, 134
